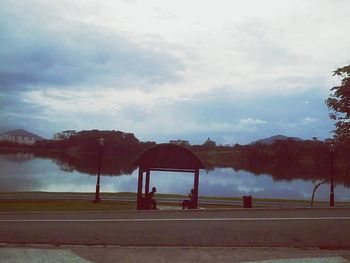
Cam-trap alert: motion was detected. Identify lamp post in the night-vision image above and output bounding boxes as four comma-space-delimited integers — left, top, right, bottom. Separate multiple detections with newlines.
94, 138, 105, 203
330, 143, 335, 207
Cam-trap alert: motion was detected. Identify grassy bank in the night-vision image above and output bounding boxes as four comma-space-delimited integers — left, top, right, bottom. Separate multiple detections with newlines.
0, 191, 335, 212
0, 200, 135, 212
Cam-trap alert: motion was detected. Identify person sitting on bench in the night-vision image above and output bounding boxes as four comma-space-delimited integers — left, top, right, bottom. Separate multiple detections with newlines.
182, 188, 195, 209
146, 186, 157, 210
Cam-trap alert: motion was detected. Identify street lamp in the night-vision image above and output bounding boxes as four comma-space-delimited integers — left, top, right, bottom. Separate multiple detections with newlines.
330, 143, 335, 207
94, 138, 105, 203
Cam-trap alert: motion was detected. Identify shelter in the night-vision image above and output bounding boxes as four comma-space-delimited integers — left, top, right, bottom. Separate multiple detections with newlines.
135, 144, 204, 210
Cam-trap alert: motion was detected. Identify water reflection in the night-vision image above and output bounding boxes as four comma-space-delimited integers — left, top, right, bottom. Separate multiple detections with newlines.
1, 152, 35, 162
199, 168, 330, 200
35, 151, 136, 176
0, 153, 136, 192
0, 154, 349, 201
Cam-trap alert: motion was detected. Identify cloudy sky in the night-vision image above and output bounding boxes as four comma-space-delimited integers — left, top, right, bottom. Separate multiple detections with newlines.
1, 0, 349, 144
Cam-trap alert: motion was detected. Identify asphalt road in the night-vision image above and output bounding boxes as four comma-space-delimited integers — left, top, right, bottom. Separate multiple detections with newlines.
1, 208, 350, 247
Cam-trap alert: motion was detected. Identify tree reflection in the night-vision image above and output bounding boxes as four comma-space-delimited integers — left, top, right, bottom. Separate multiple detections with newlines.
194, 141, 350, 187
1, 130, 350, 187
29, 151, 136, 176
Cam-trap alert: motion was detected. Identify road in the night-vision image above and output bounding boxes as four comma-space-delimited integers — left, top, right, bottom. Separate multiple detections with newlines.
1, 208, 350, 247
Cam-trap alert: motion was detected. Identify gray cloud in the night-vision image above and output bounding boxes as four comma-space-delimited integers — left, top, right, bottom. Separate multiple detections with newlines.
138, 88, 333, 144
0, 2, 184, 92
0, 1, 340, 143
0, 0, 184, 135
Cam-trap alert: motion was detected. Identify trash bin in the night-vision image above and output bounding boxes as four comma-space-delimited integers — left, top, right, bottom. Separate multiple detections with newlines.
243, 195, 252, 208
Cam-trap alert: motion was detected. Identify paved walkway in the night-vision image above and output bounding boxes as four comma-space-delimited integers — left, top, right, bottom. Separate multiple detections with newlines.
1, 245, 350, 263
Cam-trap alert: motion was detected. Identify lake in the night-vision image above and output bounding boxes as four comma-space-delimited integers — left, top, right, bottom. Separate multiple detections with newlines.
0, 153, 349, 201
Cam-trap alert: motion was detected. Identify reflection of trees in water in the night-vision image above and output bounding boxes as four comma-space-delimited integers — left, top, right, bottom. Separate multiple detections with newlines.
43, 152, 136, 176
195, 141, 350, 188
27, 130, 153, 175
231, 161, 350, 187
2, 135, 350, 187
0, 151, 34, 162
199, 155, 350, 187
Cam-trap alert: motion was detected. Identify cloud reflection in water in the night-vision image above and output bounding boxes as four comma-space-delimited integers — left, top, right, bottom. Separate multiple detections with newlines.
0, 155, 349, 201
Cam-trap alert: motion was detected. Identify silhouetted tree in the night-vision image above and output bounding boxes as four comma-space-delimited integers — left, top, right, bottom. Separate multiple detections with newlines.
326, 65, 350, 142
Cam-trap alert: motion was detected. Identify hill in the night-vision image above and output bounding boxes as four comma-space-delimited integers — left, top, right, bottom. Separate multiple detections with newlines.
0, 129, 43, 145
251, 135, 303, 145
0, 129, 42, 139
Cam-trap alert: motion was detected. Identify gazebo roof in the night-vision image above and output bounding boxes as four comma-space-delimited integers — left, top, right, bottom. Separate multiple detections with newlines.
135, 143, 204, 171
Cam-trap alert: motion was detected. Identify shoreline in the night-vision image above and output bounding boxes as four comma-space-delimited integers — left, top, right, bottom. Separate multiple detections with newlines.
1, 191, 349, 212
0, 191, 347, 202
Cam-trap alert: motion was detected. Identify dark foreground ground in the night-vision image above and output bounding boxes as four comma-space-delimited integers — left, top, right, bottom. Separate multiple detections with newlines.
1, 208, 350, 247
1, 193, 350, 262
1, 208, 350, 262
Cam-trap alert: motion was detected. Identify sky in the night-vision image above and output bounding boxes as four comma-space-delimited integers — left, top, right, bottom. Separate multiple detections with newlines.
1, 0, 350, 144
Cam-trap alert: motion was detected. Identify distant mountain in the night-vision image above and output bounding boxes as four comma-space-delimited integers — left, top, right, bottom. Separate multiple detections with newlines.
0, 129, 42, 139
250, 135, 303, 145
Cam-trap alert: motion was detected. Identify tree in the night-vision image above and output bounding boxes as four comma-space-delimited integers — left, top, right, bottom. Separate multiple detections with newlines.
202, 137, 216, 149
53, 130, 76, 140
326, 65, 350, 142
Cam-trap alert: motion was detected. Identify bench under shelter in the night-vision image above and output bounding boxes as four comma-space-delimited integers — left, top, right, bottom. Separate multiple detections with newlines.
134, 143, 204, 210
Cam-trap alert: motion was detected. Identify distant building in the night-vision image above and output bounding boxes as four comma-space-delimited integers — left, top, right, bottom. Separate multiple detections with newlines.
0, 129, 42, 145
169, 139, 190, 146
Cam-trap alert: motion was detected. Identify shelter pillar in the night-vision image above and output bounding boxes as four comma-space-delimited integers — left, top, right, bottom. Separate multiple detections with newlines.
145, 170, 150, 194
137, 168, 143, 209
193, 169, 199, 209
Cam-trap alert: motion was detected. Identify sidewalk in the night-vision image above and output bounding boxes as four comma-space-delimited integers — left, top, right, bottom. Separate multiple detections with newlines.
1, 245, 350, 263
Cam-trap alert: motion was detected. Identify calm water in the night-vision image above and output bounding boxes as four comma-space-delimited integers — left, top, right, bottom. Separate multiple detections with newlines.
1, 153, 349, 201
